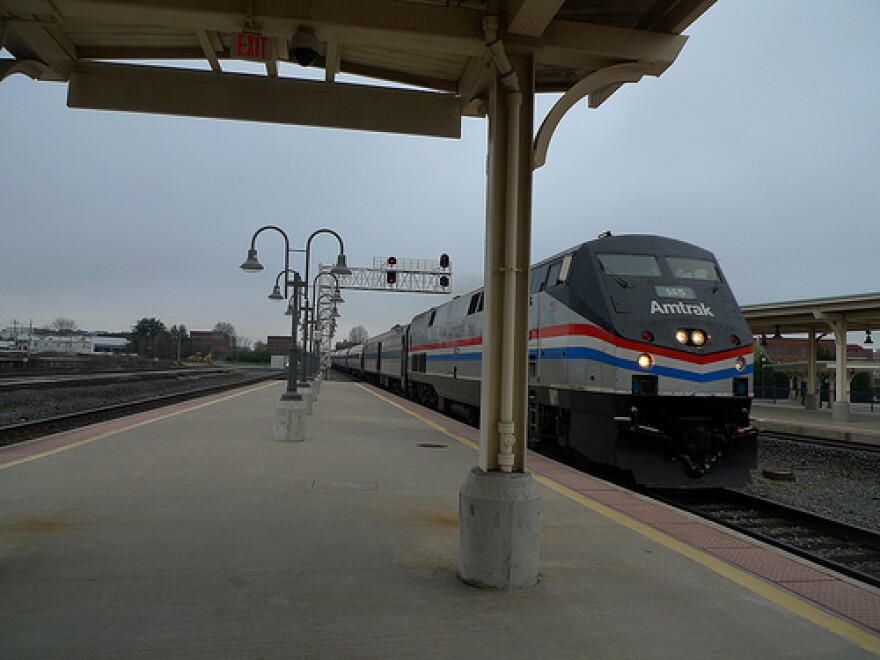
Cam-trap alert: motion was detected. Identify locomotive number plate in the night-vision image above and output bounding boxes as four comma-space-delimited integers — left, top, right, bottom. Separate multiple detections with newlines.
655, 285, 696, 300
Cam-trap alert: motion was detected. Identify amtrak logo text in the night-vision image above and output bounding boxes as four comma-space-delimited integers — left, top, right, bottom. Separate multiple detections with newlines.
650, 301, 714, 317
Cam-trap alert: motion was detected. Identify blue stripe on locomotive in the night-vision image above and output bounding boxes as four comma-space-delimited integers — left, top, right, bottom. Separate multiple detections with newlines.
426, 347, 752, 383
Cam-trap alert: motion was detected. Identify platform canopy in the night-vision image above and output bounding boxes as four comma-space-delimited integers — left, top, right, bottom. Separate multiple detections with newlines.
1, 0, 710, 142
743, 293, 880, 337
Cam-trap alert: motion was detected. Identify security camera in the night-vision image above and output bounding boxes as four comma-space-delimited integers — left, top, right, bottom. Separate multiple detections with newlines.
290, 28, 320, 66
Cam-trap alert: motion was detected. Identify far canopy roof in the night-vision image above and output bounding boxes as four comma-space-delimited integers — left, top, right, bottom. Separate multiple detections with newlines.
742, 293, 880, 336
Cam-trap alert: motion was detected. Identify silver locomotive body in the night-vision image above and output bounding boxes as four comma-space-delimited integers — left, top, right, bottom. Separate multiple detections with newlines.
338, 234, 758, 488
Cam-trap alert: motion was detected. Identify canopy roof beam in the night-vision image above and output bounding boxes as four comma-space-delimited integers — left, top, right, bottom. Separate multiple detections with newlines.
67, 61, 462, 138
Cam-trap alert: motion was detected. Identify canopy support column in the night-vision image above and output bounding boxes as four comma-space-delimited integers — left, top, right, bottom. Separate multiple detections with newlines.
458, 41, 540, 590
830, 317, 852, 421
805, 331, 820, 409
815, 312, 852, 420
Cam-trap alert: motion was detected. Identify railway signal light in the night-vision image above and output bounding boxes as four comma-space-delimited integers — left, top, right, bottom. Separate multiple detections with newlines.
386, 256, 398, 284
439, 253, 450, 268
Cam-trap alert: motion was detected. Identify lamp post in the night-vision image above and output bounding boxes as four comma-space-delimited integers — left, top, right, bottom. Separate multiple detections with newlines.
241, 225, 350, 382
240, 227, 310, 442
278, 271, 304, 401
313, 290, 342, 374
302, 229, 351, 378
240, 226, 307, 403
759, 354, 769, 401
310, 272, 344, 376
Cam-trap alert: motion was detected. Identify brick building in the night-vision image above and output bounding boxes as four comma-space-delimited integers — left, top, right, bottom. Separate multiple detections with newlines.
190, 331, 232, 359
267, 335, 293, 356
762, 337, 872, 365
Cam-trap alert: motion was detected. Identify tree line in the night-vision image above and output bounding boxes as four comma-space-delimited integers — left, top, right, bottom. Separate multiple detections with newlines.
127, 318, 265, 363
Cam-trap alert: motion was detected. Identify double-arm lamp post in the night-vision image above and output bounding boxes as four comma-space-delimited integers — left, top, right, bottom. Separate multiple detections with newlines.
302, 230, 351, 378
314, 299, 343, 373
240, 225, 350, 389
311, 272, 344, 374
240, 225, 305, 401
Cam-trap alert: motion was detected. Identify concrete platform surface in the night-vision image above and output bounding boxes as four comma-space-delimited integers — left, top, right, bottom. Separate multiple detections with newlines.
1, 380, 879, 659
752, 399, 880, 447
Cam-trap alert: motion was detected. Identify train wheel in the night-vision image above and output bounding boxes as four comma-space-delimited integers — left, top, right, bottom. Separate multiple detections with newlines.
423, 385, 439, 410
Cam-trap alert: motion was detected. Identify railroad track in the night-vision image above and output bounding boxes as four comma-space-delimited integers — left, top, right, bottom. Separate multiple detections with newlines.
0, 372, 279, 447
760, 429, 880, 453
655, 489, 880, 589
0, 367, 234, 391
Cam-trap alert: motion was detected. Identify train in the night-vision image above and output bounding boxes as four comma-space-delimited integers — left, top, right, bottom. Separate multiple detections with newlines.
332, 234, 758, 488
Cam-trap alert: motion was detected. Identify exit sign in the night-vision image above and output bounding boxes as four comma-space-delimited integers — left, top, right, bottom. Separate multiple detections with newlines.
232, 33, 273, 62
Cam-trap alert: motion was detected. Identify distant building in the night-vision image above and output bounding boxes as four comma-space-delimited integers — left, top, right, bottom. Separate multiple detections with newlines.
190, 331, 232, 359
27, 334, 129, 355
761, 337, 879, 402
762, 337, 872, 365
267, 335, 293, 355
0, 325, 33, 350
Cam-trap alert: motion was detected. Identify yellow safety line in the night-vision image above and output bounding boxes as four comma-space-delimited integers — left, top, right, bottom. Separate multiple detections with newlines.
360, 383, 880, 654
0, 381, 278, 470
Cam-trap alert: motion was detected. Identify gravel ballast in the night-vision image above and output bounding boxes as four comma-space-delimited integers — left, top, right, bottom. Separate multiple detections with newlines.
0, 371, 273, 427
735, 435, 880, 533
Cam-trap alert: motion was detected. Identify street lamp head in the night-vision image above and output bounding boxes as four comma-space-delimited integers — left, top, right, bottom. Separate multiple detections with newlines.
268, 284, 284, 300
331, 253, 351, 276
240, 249, 263, 272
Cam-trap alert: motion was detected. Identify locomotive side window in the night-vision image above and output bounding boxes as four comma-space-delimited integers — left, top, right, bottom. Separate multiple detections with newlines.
530, 264, 549, 293
667, 257, 721, 281
411, 353, 427, 372
467, 291, 484, 315
597, 254, 661, 277
546, 260, 562, 289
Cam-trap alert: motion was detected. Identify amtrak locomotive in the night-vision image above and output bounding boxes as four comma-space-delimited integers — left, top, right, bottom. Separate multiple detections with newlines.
332, 234, 758, 488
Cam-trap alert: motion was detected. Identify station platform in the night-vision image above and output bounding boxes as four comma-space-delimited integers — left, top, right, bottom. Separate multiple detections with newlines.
752, 399, 880, 448
1, 379, 878, 658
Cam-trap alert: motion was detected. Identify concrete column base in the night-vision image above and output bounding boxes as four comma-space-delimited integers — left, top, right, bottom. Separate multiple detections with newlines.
273, 399, 307, 442
804, 393, 820, 410
297, 386, 314, 414
832, 401, 852, 422
458, 467, 541, 590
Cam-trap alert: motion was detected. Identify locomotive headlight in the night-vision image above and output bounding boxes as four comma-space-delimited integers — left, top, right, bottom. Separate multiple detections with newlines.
675, 329, 689, 345
637, 353, 655, 370
690, 330, 707, 346
735, 356, 747, 372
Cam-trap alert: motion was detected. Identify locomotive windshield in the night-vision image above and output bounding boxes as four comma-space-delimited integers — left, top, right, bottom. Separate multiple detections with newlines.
667, 257, 720, 281
596, 254, 661, 277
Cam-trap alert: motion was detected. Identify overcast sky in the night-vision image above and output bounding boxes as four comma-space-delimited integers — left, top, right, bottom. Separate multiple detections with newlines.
2, 1, 878, 348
